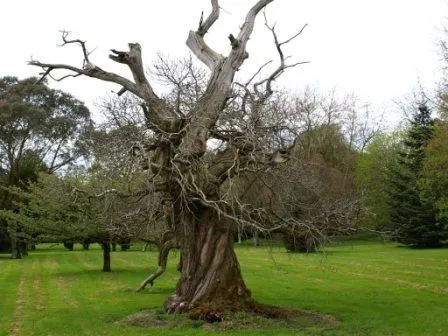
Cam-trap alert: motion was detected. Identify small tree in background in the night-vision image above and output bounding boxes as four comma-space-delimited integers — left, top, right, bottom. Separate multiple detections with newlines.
4, 168, 157, 272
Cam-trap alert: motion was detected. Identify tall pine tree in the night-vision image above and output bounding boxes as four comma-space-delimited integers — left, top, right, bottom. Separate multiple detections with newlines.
386, 104, 442, 247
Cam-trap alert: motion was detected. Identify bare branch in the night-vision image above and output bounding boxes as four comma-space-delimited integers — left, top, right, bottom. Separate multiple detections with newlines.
252, 13, 309, 99
279, 23, 308, 47
58, 30, 92, 68
29, 32, 181, 132
72, 187, 149, 200
186, 0, 223, 70
109, 43, 160, 103
245, 60, 273, 87
234, 60, 273, 115
29, 61, 142, 98
198, 0, 219, 36
37, 66, 81, 83
228, 0, 275, 66
179, 0, 274, 158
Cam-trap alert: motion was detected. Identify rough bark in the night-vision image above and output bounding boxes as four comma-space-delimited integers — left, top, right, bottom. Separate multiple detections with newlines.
164, 205, 250, 313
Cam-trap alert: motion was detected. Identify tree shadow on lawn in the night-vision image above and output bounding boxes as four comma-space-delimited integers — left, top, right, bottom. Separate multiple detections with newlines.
134, 287, 174, 295
394, 243, 448, 250
52, 269, 176, 293
0, 253, 15, 260
53, 268, 143, 279
285, 249, 363, 256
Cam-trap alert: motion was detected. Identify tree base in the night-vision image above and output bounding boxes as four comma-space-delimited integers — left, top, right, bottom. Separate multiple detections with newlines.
119, 302, 338, 330
188, 299, 291, 322
164, 280, 251, 314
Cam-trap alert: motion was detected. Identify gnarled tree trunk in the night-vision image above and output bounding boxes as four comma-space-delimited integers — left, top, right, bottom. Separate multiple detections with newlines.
165, 205, 250, 313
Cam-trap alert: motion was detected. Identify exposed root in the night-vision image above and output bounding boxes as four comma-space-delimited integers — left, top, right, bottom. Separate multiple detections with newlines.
136, 266, 163, 292
136, 235, 176, 292
188, 299, 291, 321
164, 295, 191, 313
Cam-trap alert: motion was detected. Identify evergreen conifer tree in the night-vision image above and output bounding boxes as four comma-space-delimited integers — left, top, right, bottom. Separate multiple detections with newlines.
386, 104, 442, 247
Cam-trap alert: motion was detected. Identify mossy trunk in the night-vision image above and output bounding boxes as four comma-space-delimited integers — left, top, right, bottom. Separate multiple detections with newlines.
164, 206, 250, 313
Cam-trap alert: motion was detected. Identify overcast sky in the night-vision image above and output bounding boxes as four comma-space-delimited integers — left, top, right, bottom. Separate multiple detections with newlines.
2, 0, 447, 123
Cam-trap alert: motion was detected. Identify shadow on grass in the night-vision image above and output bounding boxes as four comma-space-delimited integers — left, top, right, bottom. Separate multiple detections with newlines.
29, 246, 68, 253
0, 252, 32, 260
284, 249, 360, 256
125, 287, 174, 295
394, 243, 448, 250
53, 268, 143, 278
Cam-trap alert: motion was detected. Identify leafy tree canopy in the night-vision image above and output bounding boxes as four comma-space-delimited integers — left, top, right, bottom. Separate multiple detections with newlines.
0, 76, 93, 179
0, 76, 93, 255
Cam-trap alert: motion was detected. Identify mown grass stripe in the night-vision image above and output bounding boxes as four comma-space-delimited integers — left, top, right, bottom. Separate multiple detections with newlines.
9, 262, 28, 336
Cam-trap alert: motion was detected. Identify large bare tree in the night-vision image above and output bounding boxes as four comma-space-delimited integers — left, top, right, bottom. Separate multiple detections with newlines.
30, 0, 306, 314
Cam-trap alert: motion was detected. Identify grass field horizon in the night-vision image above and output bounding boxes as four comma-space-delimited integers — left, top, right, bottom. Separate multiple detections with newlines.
0, 240, 447, 335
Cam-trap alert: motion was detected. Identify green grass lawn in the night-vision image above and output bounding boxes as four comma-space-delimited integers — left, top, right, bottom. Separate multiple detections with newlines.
0, 240, 447, 335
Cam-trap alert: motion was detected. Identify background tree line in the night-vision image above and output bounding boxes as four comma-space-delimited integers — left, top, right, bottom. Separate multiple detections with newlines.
1, 71, 447, 271
0, 73, 376, 262
356, 98, 448, 247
